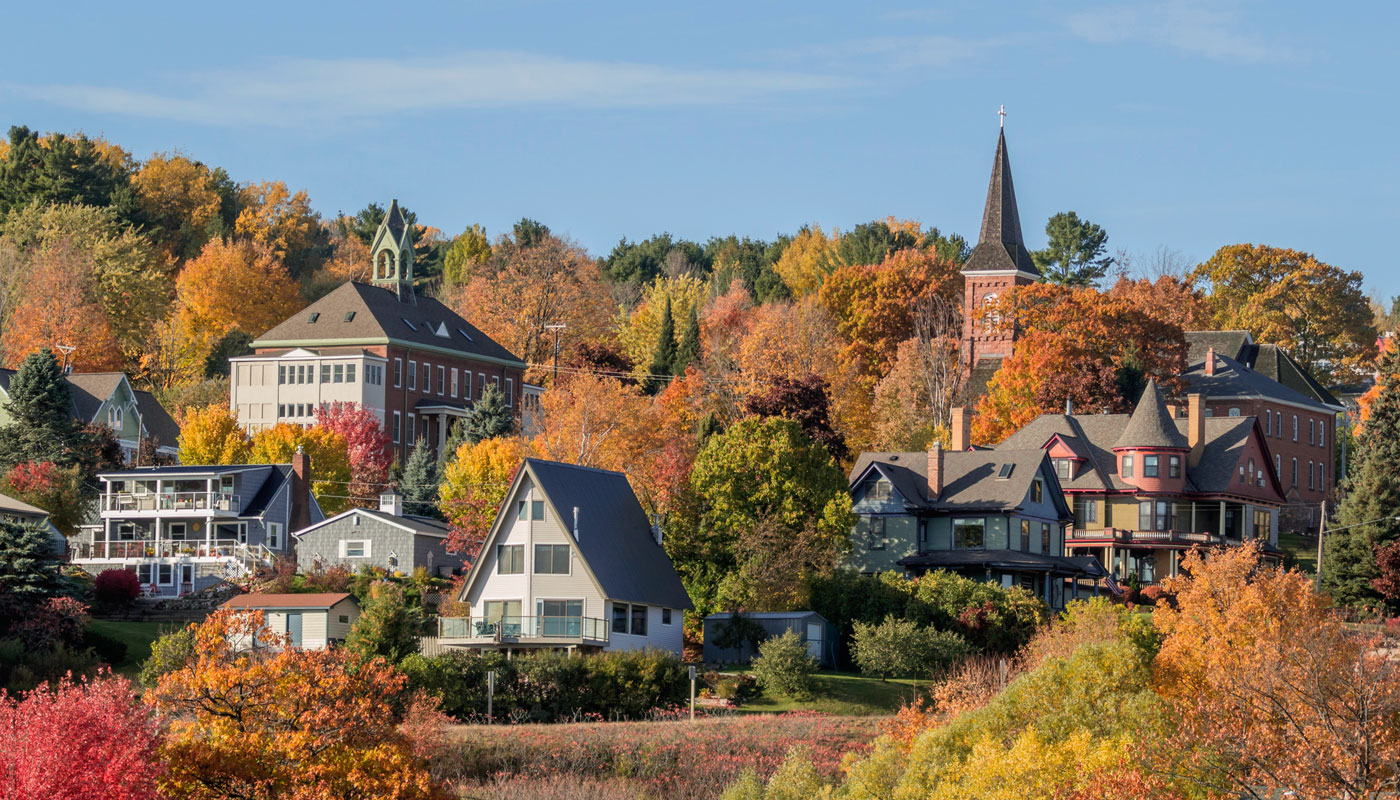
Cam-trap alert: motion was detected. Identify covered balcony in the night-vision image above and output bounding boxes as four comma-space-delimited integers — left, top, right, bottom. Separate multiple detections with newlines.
72, 519, 253, 563
100, 477, 241, 517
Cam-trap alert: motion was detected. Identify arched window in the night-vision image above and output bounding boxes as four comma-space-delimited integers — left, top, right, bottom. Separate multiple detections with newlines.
377, 250, 394, 280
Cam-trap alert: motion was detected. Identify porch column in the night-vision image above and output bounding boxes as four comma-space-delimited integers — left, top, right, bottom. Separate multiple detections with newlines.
1190, 502, 1197, 533
437, 413, 449, 453
1170, 549, 1179, 578
205, 516, 213, 554
103, 516, 111, 559
1218, 501, 1226, 538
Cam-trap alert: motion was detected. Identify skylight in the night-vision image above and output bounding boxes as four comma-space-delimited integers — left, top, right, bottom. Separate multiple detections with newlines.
344, 311, 355, 322
996, 463, 1014, 479
401, 318, 417, 331
308, 312, 320, 323
457, 328, 474, 342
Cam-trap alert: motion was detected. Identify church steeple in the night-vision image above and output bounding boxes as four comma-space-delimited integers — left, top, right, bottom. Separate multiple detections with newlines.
369, 199, 415, 300
962, 128, 1039, 277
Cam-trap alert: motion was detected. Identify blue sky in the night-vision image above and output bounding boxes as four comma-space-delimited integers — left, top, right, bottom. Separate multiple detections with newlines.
4, 1, 1398, 300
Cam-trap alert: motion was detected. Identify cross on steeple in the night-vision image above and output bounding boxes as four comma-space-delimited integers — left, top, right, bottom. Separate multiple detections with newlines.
998, 104, 1006, 128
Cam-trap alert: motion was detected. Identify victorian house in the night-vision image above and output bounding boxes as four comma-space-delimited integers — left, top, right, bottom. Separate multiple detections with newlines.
229, 200, 534, 461
995, 380, 1286, 584
845, 415, 1106, 609
0, 370, 180, 464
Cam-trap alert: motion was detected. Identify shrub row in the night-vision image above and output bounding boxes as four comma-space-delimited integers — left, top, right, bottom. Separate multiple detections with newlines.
400, 648, 688, 722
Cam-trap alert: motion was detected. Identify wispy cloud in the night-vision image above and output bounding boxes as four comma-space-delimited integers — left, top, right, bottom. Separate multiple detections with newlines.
1065, 1, 1297, 64
5, 51, 856, 128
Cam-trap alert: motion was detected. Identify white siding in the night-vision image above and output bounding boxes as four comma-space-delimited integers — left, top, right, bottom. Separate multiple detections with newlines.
605, 601, 685, 656
327, 599, 359, 641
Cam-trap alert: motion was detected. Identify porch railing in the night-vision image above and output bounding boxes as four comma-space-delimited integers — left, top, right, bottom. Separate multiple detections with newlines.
437, 616, 610, 643
1068, 528, 1227, 545
103, 492, 241, 513
72, 538, 247, 561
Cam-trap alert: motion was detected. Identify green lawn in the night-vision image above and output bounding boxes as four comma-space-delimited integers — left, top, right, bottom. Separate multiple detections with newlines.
1278, 531, 1319, 575
86, 620, 167, 678
733, 670, 921, 716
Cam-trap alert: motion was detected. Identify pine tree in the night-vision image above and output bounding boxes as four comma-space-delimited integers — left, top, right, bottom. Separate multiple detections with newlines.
646, 297, 677, 394
0, 347, 79, 468
462, 383, 515, 445
0, 518, 60, 617
398, 439, 442, 519
343, 582, 423, 663
673, 303, 702, 374
1322, 343, 1400, 607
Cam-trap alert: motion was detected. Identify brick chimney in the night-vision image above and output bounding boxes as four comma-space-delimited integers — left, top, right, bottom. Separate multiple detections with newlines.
950, 407, 970, 452
1187, 393, 1206, 468
927, 442, 944, 499
290, 445, 311, 533
1205, 346, 1216, 376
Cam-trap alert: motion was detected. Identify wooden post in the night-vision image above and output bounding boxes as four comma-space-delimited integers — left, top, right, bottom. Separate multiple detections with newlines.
1315, 500, 1327, 591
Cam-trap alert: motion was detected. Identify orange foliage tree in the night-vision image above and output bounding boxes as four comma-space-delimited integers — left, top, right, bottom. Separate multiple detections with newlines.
442, 236, 613, 384
0, 240, 123, 371
1106, 273, 1208, 332
234, 180, 326, 278
174, 239, 304, 359
972, 284, 1187, 444
133, 151, 224, 260
1153, 542, 1400, 799
146, 609, 445, 800
1193, 243, 1377, 383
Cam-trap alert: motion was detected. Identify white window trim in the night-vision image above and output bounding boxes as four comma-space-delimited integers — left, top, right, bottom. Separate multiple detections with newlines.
268, 522, 282, 550
339, 539, 371, 558
394, 358, 403, 388
408, 361, 417, 391
451, 368, 458, 398
392, 411, 402, 444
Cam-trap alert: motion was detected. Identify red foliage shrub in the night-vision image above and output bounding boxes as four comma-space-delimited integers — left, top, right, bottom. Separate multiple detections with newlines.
1138, 585, 1166, 606
10, 597, 90, 649
0, 673, 164, 800
95, 568, 142, 605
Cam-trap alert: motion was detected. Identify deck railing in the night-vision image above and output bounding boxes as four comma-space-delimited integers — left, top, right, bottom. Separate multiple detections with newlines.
437, 616, 610, 643
73, 538, 246, 560
103, 492, 240, 513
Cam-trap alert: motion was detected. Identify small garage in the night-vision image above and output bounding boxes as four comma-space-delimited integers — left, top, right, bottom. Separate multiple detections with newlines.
221, 592, 360, 650
702, 611, 838, 667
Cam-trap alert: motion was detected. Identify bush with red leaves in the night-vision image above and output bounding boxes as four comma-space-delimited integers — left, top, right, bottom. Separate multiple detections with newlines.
94, 568, 142, 606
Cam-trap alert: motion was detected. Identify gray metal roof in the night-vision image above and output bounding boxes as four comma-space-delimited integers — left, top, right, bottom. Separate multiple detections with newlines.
101, 464, 261, 478
524, 459, 693, 610
1184, 331, 1341, 408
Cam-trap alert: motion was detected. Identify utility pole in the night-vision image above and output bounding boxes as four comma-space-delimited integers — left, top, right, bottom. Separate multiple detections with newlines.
55, 344, 76, 375
1314, 500, 1327, 592
544, 323, 566, 384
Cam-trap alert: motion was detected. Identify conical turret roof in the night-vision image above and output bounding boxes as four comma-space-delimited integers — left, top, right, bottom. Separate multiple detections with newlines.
1114, 379, 1188, 450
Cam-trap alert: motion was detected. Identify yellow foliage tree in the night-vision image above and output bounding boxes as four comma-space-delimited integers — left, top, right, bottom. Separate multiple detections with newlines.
439, 436, 535, 559
442, 223, 491, 287
133, 152, 223, 260
772, 224, 838, 298
248, 423, 353, 515
234, 181, 324, 277
531, 373, 649, 473
616, 274, 709, 373
176, 404, 251, 465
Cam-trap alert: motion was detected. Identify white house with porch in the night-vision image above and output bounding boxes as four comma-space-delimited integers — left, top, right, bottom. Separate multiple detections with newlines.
72, 455, 323, 597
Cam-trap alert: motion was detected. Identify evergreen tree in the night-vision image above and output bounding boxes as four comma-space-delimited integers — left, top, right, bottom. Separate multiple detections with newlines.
462, 383, 515, 445
344, 582, 423, 663
673, 303, 702, 374
1032, 211, 1114, 286
398, 439, 442, 519
0, 519, 60, 617
0, 348, 79, 468
1322, 343, 1400, 607
646, 297, 677, 394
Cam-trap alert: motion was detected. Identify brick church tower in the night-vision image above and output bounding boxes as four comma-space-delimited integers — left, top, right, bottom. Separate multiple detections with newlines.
960, 124, 1041, 394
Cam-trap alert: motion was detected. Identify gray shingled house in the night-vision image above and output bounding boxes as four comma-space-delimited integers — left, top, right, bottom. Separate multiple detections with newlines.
846, 443, 1103, 609
292, 491, 455, 577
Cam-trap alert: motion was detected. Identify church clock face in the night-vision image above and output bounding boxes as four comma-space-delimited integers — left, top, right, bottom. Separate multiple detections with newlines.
982, 292, 1000, 328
